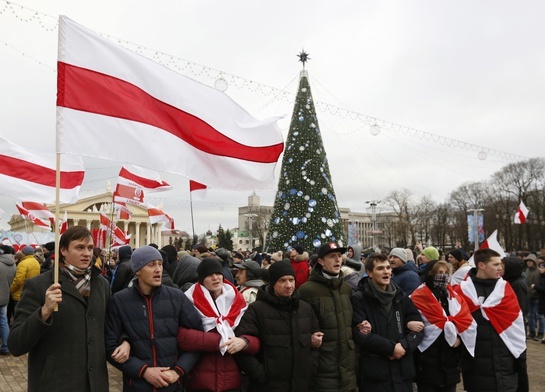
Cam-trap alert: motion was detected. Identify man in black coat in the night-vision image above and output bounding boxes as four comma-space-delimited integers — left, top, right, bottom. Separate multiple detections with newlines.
235, 261, 322, 391
110, 245, 133, 294
352, 253, 424, 392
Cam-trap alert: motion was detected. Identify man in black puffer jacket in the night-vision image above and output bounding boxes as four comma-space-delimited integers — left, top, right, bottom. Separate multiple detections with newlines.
105, 246, 203, 391
235, 261, 322, 392
352, 253, 423, 392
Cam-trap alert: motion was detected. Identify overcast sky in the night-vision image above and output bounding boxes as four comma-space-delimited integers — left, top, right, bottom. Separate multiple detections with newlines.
1, 0, 544, 235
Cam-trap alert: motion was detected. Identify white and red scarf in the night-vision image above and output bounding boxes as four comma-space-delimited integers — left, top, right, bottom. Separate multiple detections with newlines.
411, 284, 477, 356
456, 277, 526, 358
185, 280, 248, 355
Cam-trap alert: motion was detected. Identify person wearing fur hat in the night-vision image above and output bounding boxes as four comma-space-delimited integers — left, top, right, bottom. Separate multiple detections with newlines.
448, 248, 471, 286
299, 243, 357, 392
289, 244, 310, 288
178, 258, 259, 391
106, 246, 203, 392
235, 261, 322, 391
389, 247, 421, 295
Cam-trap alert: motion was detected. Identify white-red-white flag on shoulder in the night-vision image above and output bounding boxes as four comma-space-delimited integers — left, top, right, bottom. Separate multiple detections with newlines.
468, 229, 506, 267
148, 204, 175, 230
56, 16, 284, 191
118, 165, 172, 192
0, 136, 84, 203
514, 201, 529, 224
16, 203, 52, 231
59, 211, 68, 234
189, 180, 207, 201
99, 213, 130, 245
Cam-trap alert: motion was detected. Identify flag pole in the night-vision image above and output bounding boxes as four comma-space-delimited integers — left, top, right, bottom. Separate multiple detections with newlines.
189, 189, 196, 246
53, 153, 61, 311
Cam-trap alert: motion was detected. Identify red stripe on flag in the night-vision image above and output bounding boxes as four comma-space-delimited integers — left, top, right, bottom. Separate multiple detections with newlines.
57, 62, 283, 163
0, 154, 84, 188
118, 166, 170, 190
190, 180, 207, 192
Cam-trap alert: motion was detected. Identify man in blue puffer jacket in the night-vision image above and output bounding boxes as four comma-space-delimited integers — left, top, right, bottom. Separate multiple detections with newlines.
105, 246, 203, 391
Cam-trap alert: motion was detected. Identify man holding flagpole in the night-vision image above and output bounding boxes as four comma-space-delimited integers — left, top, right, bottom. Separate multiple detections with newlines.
455, 248, 527, 392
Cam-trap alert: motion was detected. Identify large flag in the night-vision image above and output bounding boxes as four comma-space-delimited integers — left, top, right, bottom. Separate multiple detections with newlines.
468, 229, 506, 267
16, 203, 52, 231
0, 136, 84, 203
118, 165, 172, 192
514, 200, 529, 224
57, 16, 284, 191
189, 180, 207, 201
148, 204, 175, 230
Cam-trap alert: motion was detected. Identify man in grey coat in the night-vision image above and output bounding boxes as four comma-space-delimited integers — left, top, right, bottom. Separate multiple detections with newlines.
0, 245, 16, 355
8, 226, 112, 392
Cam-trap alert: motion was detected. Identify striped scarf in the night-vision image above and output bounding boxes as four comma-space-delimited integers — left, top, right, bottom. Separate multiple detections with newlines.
61, 263, 93, 297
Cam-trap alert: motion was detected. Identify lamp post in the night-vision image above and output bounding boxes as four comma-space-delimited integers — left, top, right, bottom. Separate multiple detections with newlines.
366, 200, 381, 251
244, 213, 258, 251
467, 208, 484, 251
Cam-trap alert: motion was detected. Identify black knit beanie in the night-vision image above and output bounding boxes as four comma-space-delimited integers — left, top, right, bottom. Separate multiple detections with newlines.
197, 258, 223, 283
268, 261, 296, 287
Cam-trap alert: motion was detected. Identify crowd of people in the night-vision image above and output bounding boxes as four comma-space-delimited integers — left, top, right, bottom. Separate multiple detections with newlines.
0, 227, 541, 391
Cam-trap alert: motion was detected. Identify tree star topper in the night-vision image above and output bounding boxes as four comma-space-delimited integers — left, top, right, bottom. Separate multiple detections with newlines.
298, 50, 310, 68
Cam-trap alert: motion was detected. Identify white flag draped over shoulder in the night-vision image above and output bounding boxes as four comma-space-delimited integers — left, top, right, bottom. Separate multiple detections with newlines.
56, 16, 284, 191
514, 201, 529, 224
0, 136, 84, 203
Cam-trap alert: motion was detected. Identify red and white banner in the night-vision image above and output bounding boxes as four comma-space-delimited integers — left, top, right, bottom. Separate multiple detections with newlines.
20, 201, 56, 221
468, 229, 506, 267
99, 213, 130, 245
57, 16, 284, 191
189, 180, 207, 201
113, 184, 145, 206
16, 203, 52, 231
0, 136, 84, 203
114, 201, 132, 220
59, 211, 68, 234
514, 200, 529, 224
148, 204, 175, 230
118, 165, 172, 192
457, 277, 526, 358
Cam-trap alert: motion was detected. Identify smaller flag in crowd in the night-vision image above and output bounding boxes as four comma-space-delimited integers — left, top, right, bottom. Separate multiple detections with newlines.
468, 229, 506, 266
189, 180, 207, 201
148, 204, 175, 230
59, 211, 68, 234
99, 213, 130, 245
117, 165, 172, 192
16, 203, 51, 231
514, 200, 529, 224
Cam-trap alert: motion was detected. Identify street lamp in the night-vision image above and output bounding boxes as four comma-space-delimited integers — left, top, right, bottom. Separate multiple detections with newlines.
366, 200, 381, 251
244, 213, 258, 251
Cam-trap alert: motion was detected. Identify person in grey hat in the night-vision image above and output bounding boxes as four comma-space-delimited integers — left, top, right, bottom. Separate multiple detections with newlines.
389, 247, 421, 295
234, 260, 264, 304
105, 245, 203, 391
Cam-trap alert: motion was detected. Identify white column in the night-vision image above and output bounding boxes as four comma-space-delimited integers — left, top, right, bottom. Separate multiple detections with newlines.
135, 222, 141, 248
147, 223, 152, 246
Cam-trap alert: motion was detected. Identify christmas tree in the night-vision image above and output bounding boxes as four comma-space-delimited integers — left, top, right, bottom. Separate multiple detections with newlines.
265, 52, 345, 253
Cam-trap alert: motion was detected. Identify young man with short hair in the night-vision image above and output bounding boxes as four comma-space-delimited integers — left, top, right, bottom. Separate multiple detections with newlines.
455, 248, 527, 392
352, 253, 423, 392
9, 226, 111, 392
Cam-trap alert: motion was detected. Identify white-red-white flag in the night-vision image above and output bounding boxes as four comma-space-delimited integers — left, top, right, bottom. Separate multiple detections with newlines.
189, 180, 207, 201
468, 229, 506, 267
59, 211, 68, 234
56, 16, 284, 191
118, 165, 172, 192
99, 213, 130, 245
20, 201, 56, 221
114, 202, 132, 220
16, 203, 52, 231
148, 205, 175, 230
0, 136, 84, 203
514, 201, 529, 224
113, 184, 145, 206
